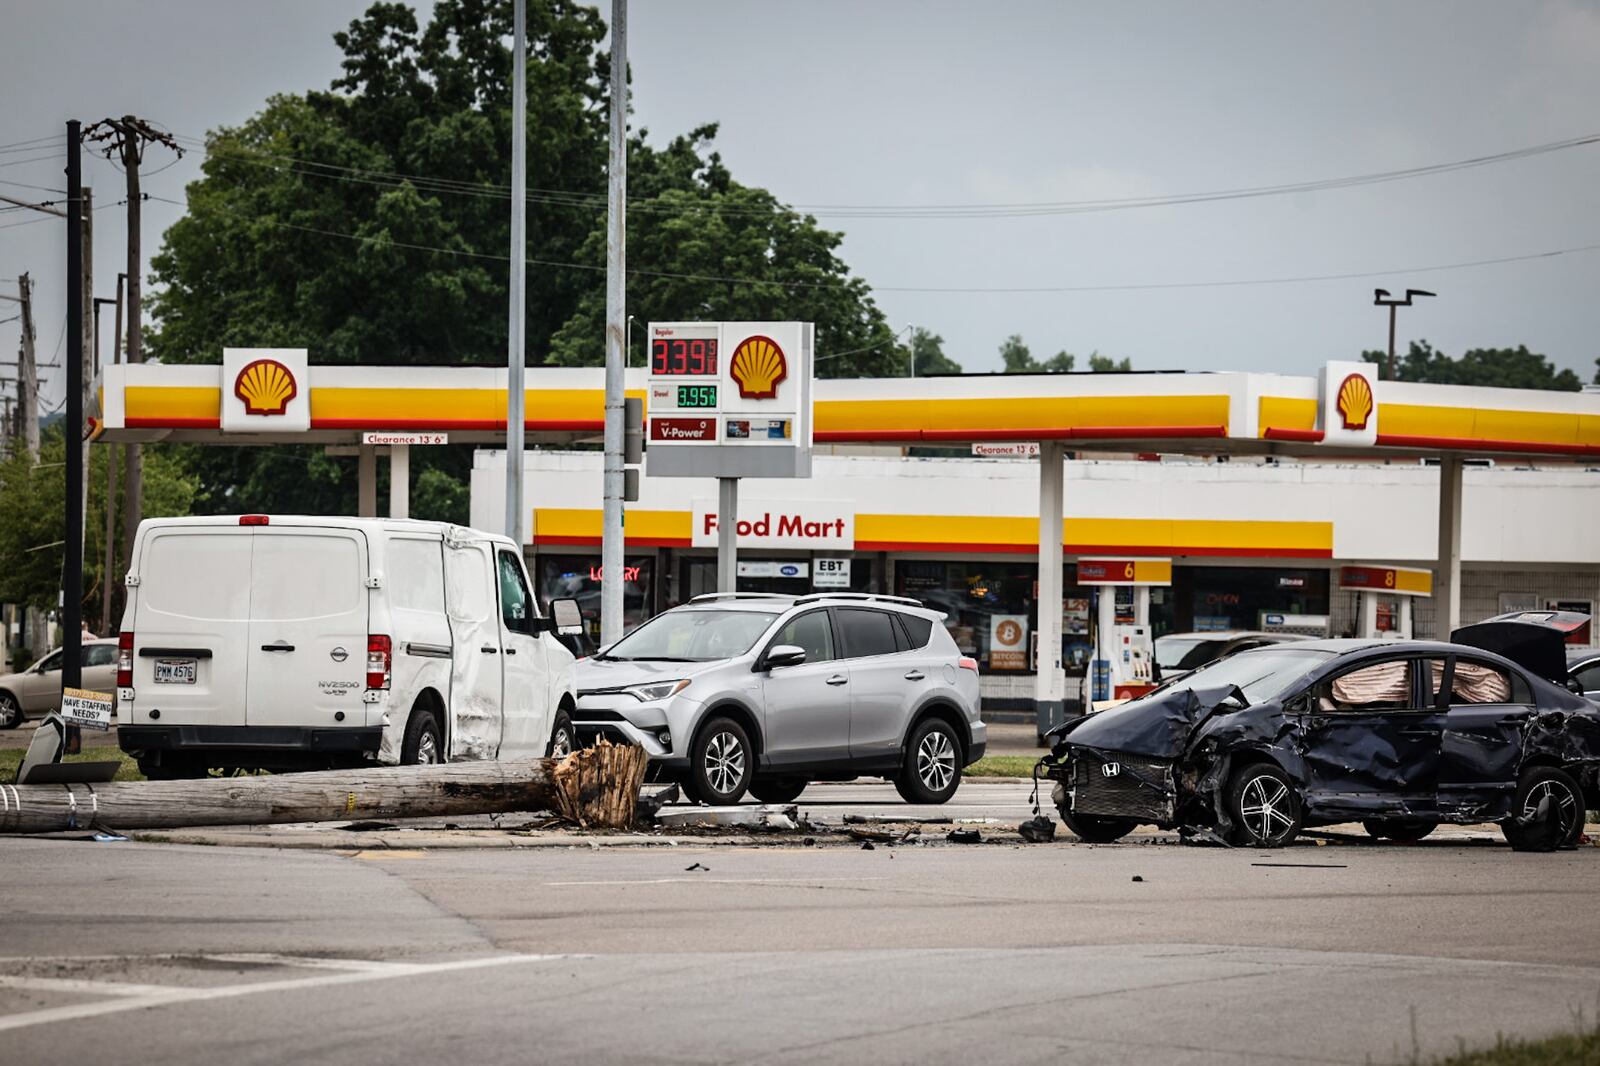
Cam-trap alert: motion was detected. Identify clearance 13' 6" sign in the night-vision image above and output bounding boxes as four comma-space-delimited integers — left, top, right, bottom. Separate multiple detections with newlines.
645, 321, 814, 479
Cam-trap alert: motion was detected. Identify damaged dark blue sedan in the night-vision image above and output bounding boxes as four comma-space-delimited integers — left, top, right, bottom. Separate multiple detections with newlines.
1043, 623, 1600, 851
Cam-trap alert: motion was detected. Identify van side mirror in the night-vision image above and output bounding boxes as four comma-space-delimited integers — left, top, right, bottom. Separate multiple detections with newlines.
764, 644, 807, 670
550, 598, 584, 637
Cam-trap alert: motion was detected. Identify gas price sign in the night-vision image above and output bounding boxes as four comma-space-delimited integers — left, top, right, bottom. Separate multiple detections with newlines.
646, 321, 813, 479
651, 334, 719, 376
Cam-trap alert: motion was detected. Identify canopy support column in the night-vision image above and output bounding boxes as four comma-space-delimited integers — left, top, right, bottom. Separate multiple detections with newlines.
358, 445, 377, 518
1436, 454, 1463, 637
1035, 442, 1066, 741
389, 443, 410, 519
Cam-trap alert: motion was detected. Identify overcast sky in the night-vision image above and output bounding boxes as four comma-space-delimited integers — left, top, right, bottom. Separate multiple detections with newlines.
2, 1, 1597, 408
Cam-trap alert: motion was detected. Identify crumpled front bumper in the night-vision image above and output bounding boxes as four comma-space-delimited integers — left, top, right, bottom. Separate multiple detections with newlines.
1050, 745, 1179, 825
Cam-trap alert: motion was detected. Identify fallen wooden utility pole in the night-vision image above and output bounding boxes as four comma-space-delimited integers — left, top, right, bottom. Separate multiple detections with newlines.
0, 758, 569, 835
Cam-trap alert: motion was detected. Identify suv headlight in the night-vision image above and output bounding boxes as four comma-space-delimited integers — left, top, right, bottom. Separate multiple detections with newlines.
624, 679, 691, 703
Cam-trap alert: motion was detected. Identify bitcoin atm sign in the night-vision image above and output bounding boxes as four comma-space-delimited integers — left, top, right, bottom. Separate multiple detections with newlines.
646, 322, 814, 478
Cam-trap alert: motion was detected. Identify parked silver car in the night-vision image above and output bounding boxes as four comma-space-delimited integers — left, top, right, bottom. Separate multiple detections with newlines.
573, 593, 985, 805
0, 639, 121, 728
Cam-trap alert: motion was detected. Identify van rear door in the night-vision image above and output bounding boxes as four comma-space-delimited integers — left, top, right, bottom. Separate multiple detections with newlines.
132, 528, 253, 726
246, 528, 370, 727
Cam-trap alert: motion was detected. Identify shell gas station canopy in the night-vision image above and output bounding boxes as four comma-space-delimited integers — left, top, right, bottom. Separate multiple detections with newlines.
94, 356, 1600, 458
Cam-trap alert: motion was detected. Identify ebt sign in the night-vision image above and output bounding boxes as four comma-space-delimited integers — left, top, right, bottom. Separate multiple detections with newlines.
691, 501, 854, 549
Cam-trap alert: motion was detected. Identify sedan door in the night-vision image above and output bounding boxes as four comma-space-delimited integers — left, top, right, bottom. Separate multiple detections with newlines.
1297, 657, 1443, 816
759, 609, 850, 768
14, 650, 64, 713
1439, 656, 1533, 810
82, 643, 120, 694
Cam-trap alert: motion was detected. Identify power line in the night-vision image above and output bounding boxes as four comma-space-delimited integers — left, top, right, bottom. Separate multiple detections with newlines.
144, 192, 1600, 295
169, 129, 1600, 220
0, 135, 61, 154
0, 178, 66, 195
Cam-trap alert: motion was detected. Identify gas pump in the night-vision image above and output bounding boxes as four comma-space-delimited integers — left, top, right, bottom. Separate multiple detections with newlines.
1076, 557, 1171, 706
1338, 564, 1433, 639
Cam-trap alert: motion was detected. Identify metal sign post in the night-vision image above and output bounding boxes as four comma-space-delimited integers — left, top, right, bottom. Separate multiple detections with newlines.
645, 322, 814, 594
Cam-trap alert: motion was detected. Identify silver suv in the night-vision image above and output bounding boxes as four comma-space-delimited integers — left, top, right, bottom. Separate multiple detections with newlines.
573, 593, 985, 805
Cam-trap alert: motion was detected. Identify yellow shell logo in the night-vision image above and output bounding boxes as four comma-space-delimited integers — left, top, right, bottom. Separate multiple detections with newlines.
1335, 372, 1373, 430
234, 358, 299, 416
729, 335, 788, 400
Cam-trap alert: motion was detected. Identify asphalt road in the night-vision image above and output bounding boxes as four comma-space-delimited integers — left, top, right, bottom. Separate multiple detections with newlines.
4, 797, 1598, 1066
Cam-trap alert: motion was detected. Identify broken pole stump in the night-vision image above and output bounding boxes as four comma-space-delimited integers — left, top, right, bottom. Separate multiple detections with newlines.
0, 758, 566, 835
549, 738, 650, 829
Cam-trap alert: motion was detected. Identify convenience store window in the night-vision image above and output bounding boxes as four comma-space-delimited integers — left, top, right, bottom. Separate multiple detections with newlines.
537, 555, 654, 643
896, 561, 1038, 673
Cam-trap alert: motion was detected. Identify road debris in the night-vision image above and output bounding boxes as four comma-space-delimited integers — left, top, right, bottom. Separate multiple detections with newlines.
947, 828, 982, 844
1018, 816, 1056, 843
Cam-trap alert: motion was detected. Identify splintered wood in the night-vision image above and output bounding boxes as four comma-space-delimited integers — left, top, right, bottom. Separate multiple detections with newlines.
549, 738, 650, 829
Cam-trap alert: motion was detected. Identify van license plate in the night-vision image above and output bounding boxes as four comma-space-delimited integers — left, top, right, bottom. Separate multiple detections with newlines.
154, 659, 197, 684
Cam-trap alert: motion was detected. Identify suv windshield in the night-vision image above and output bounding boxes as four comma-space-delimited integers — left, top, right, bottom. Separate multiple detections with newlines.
1157, 647, 1336, 706
601, 609, 779, 662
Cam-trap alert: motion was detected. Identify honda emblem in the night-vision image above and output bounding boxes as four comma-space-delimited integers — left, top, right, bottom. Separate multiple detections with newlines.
1101, 762, 1121, 778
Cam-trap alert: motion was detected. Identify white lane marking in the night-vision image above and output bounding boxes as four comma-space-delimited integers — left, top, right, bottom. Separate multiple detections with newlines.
0, 953, 586, 1034
543, 876, 889, 887
0, 975, 183, 998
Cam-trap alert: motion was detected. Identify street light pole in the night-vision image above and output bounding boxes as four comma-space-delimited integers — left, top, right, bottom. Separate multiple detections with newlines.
504, 0, 527, 547
600, 0, 628, 647
1373, 288, 1436, 381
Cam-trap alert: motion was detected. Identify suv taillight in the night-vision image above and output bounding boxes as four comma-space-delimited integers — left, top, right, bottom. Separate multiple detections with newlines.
958, 656, 979, 673
117, 631, 134, 687
367, 635, 391, 690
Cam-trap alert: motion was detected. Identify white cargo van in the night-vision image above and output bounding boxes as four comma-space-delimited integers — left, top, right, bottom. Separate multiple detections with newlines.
116, 515, 584, 778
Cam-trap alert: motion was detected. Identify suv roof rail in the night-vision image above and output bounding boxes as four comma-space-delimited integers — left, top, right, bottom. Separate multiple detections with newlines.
688, 592, 794, 603
792, 592, 926, 608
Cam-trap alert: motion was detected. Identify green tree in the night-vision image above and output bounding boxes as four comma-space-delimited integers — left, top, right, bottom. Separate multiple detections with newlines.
900, 327, 962, 376
999, 334, 1035, 372
148, 0, 901, 515
1087, 352, 1132, 373
0, 430, 197, 627
1362, 341, 1581, 390
1000, 335, 1114, 373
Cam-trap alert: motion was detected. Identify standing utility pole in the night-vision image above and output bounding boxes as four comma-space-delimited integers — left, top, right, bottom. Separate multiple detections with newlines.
84, 117, 182, 584
1373, 288, 1436, 381
504, 0, 528, 547
64, 120, 85, 751
95, 292, 119, 631
600, 0, 628, 645
14, 274, 39, 456
0, 274, 44, 660
77, 187, 93, 568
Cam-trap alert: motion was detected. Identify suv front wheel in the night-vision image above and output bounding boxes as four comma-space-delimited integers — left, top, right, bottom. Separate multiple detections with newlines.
894, 717, 962, 805
684, 715, 754, 805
